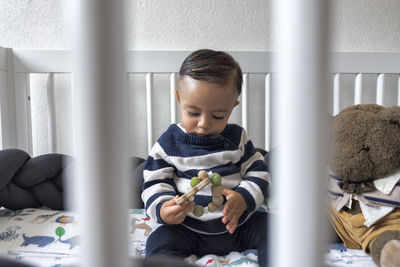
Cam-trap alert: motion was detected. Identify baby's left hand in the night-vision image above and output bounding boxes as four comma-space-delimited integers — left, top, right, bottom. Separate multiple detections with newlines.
221, 189, 247, 234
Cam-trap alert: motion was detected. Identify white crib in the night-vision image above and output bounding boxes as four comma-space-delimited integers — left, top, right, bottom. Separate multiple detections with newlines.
1, 46, 399, 267
1, 48, 400, 155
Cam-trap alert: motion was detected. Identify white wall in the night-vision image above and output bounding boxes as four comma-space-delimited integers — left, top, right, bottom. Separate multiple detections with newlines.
1, 0, 400, 51
1, 0, 400, 157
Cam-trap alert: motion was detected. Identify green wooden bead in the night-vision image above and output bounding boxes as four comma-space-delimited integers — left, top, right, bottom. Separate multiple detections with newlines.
211, 173, 222, 186
190, 177, 201, 187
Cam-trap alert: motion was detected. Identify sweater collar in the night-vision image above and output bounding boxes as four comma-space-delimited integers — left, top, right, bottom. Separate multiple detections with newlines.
172, 124, 229, 145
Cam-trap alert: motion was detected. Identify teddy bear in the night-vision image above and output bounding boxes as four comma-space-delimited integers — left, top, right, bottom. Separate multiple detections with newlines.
328, 104, 400, 267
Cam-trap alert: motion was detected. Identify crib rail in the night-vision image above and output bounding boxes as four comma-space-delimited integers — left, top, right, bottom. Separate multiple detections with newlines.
1, 48, 400, 155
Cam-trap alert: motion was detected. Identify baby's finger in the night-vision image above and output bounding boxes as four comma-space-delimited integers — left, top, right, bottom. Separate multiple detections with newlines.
176, 201, 194, 217
167, 199, 192, 215
221, 188, 233, 198
226, 215, 239, 234
163, 196, 179, 207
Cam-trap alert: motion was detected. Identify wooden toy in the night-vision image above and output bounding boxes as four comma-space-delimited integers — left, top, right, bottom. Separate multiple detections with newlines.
176, 171, 225, 217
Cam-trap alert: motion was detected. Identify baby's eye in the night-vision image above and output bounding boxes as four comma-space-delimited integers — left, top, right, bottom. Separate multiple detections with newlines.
362, 145, 370, 152
212, 115, 224, 120
187, 111, 199, 117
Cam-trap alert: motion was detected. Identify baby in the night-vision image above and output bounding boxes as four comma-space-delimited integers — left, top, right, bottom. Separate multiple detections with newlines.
141, 49, 271, 267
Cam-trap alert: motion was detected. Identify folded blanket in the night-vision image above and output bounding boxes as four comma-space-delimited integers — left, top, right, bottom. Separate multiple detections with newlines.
0, 149, 147, 210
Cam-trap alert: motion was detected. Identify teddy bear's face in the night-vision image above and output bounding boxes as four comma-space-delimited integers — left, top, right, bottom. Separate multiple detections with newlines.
330, 104, 400, 182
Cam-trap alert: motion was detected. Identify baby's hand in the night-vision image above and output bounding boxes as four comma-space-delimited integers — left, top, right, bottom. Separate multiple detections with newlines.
160, 195, 194, 224
221, 189, 247, 234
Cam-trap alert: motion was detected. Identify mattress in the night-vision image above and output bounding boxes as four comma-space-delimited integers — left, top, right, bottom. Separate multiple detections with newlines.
0, 207, 376, 267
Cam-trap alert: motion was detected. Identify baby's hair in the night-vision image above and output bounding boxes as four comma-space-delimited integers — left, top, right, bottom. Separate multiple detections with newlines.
178, 49, 243, 96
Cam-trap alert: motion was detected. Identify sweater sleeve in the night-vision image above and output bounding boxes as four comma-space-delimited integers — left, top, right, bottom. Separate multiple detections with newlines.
141, 141, 176, 224
235, 128, 271, 212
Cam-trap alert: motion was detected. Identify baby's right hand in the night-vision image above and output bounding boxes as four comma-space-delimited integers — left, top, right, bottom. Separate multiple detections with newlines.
160, 195, 194, 224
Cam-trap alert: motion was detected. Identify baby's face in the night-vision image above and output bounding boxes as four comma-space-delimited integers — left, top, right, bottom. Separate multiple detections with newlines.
175, 76, 239, 136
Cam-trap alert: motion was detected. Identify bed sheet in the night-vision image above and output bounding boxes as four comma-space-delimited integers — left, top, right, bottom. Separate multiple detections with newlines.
0, 207, 377, 267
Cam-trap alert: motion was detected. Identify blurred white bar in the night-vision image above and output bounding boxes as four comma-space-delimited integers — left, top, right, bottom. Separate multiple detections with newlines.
72, 1, 129, 267
241, 73, 248, 131
146, 73, 153, 154
265, 73, 271, 151
272, 1, 328, 267
70, 74, 77, 156
333, 73, 340, 115
170, 73, 177, 124
354, 73, 363, 105
46, 73, 57, 153
376, 73, 385, 105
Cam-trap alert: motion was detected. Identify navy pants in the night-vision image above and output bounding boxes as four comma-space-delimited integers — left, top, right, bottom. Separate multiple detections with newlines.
146, 211, 268, 267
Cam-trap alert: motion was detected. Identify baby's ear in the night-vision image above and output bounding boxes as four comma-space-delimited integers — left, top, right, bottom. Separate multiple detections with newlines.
174, 90, 181, 103
381, 106, 400, 125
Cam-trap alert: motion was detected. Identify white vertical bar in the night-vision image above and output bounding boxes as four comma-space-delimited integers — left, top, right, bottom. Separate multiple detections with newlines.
272, 1, 328, 267
333, 73, 340, 115
14, 73, 33, 155
376, 73, 385, 105
354, 73, 363, 105
0, 48, 17, 149
170, 72, 177, 124
265, 73, 271, 151
146, 73, 153, 154
241, 73, 248, 131
73, 1, 129, 267
398, 75, 400, 106
0, 70, 5, 149
70, 73, 77, 157
46, 73, 57, 152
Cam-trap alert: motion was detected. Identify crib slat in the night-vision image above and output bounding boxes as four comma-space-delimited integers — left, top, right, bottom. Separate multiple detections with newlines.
273, 1, 328, 266
241, 73, 248, 131
333, 73, 340, 115
0, 71, 6, 149
398, 75, 400, 106
354, 73, 363, 105
46, 73, 57, 153
73, 1, 129, 266
146, 73, 153, 154
0, 48, 18, 149
265, 73, 271, 151
170, 73, 177, 124
14, 72, 33, 155
376, 73, 385, 105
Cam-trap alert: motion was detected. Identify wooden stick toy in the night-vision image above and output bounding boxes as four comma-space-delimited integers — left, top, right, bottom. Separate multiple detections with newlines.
175, 178, 210, 205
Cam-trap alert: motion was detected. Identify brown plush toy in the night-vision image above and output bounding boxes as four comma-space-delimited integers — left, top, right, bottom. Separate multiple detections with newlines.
328, 104, 400, 267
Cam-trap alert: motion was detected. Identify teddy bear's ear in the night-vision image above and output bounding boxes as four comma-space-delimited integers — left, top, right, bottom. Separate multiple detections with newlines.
381, 106, 400, 125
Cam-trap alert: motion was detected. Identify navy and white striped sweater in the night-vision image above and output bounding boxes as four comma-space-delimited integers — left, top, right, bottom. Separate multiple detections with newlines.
141, 123, 270, 234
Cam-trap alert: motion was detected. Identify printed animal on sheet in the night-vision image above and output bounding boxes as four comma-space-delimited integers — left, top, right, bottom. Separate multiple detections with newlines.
131, 218, 152, 236
59, 235, 80, 250
0, 209, 35, 220
56, 226, 80, 249
229, 257, 258, 265
55, 215, 75, 225
220, 258, 231, 264
21, 234, 55, 247
30, 211, 62, 224
0, 226, 21, 241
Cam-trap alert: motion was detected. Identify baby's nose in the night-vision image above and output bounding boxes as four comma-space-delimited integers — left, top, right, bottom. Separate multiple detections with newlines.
198, 115, 210, 128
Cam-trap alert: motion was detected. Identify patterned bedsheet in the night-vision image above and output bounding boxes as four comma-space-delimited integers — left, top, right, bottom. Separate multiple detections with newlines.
0, 207, 377, 267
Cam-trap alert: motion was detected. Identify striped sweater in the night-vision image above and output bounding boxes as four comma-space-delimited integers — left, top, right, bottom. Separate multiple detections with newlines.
141, 123, 270, 234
